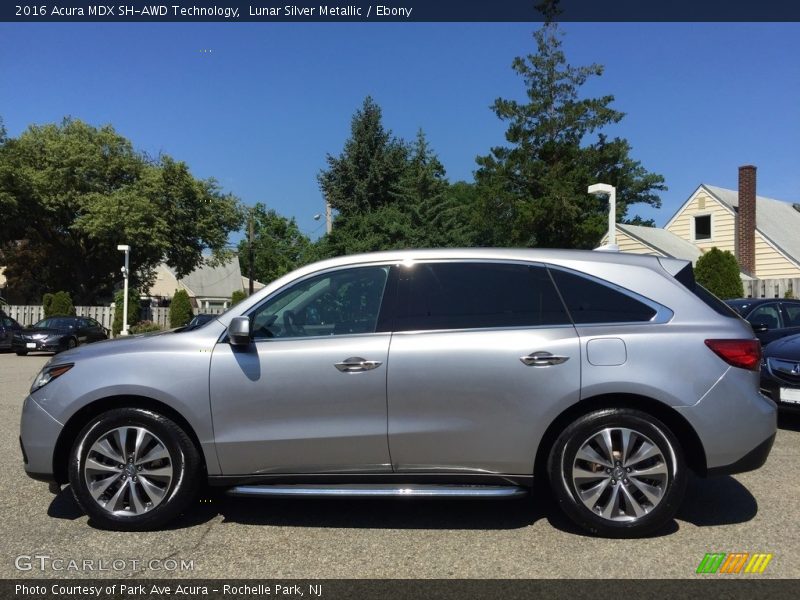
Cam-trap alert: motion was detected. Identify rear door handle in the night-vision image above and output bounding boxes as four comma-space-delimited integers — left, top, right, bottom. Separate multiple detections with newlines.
520, 351, 570, 367
334, 357, 383, 373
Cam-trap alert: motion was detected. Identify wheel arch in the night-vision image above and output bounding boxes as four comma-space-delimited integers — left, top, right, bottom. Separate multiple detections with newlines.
533, 393, 708, 481
52, 395, 206, 484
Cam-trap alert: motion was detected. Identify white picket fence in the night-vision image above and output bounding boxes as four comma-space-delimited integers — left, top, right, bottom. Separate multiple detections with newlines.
3, 305, 227, 333
744, 277, 799, 300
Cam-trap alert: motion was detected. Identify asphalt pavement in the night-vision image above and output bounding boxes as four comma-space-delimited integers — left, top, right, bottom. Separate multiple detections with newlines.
1, 352, 798, 579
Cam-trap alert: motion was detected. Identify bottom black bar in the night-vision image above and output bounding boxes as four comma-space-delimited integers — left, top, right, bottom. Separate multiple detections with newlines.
2, 579, 799, 600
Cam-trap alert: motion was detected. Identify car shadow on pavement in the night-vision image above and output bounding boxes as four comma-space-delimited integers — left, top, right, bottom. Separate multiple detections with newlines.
47, 473, 758, 534
676, 473, 757, 527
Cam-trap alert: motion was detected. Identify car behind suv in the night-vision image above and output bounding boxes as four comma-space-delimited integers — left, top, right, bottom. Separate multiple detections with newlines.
20, 249, 776, 537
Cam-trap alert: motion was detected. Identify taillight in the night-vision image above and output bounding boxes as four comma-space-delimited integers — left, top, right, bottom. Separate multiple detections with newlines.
704, 339, 761, 371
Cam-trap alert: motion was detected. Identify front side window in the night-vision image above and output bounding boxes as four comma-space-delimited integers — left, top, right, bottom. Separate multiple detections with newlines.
694, 215, 712, 241
395, 262, 569, 332
249, 266, 390, 339
784, 304, 800, 327
549, 268, 657, 324
747, 304, 782, 329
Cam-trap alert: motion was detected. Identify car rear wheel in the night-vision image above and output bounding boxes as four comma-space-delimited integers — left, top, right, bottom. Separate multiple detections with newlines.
68, 408, 201, 531
548, 408, 687, 538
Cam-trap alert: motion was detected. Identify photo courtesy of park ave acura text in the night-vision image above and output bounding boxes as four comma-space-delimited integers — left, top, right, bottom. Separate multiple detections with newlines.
1, 0, 799, 591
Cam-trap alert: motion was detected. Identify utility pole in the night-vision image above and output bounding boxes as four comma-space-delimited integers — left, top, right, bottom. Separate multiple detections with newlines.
248, 208, 255, 295
117, 245, 131, 336
325, 200, 332, 235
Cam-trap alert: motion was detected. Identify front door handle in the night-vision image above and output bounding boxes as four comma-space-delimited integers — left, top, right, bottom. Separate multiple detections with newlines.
520, 351, 570, 367
334, 357, 383, 373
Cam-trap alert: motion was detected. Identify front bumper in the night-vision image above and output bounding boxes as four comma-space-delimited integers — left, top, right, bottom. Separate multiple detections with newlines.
12, 338, 63, 353
20, 395, 63, 482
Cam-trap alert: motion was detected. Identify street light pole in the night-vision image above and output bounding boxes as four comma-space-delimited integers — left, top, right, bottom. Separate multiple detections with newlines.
117, 245, 131, 336
248, 209, 255, 295
325, 200, 332, 235
588, 183, 618, 251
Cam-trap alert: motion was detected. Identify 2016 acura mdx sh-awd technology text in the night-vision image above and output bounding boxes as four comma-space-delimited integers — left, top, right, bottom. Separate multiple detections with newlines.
19, 249, 776, 537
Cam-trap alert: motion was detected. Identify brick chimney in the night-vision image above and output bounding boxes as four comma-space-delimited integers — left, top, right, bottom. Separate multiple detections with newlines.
737, 165, 757, 276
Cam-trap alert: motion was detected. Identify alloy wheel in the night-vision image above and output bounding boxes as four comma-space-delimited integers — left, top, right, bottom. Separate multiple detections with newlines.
83, 426, 174, 516
571, 427, 669, 522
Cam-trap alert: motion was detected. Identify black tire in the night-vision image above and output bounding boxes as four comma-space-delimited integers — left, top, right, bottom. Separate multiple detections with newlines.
16, 351, 28, 356
547, 408, 687, 538
68, 408, 202, 531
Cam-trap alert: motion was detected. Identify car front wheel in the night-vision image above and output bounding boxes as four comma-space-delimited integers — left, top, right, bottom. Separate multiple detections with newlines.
548, 408, 687, 538
68, 408, 201, 531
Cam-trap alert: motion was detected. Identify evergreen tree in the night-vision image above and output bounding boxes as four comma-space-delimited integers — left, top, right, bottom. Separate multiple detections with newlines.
169, 289, 193, 328
474, 21, 665, 249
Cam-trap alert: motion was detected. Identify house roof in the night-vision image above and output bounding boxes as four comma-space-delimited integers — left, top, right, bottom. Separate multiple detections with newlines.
616, 223, 702, 263
165, 258, 245, 300
702, 185, 800, 269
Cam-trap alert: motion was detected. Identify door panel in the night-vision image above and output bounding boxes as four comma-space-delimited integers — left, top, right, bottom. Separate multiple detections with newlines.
210, 335, 392, 474
387, 327, 580, 474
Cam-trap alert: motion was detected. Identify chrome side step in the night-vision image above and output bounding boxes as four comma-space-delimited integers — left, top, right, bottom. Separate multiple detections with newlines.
227, 483, 527, 498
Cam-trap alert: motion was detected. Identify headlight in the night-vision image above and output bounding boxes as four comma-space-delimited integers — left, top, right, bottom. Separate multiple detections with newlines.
30, 363, 73, 393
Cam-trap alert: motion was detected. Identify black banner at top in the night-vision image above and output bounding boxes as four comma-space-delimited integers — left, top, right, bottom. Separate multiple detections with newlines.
3, 1, 800, 23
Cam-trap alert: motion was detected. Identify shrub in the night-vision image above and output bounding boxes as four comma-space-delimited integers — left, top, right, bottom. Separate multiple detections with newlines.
130, 320, 162, 334
231, 289, 247, 306
694, 247, 744, 300
112, 288, 140, 336
44, 291, 75, 317
785, 289, 795, 300
169, 289, 194, 328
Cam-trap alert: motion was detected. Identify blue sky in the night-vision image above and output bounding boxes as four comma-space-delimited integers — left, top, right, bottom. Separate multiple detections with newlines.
1, 22, 798, 244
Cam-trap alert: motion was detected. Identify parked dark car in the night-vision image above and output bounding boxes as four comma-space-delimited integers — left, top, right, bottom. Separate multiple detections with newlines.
184, 313, 215, 330
725, 298, 800, 345
12, 316, 108, 355
761, 334, 800, 410
1, 315, 24, 351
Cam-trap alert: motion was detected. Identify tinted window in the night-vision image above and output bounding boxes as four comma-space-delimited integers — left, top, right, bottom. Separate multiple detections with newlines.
550, 268, 657, 324
747, 304, 782, 329
785, 304, 800, 327
395, 262, 569, 332
250, 266, 390, 339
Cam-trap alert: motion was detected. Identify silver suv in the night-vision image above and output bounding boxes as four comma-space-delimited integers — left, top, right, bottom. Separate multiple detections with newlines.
20, 249, 776, 537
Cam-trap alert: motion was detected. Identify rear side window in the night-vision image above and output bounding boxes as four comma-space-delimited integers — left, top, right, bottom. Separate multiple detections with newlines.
549, 268, 657, 324
396, 262, 569, 332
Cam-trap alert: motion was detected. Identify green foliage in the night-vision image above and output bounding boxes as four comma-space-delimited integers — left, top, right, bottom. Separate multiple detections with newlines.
169, 289, 193, 328
43, 291, 75, 317
129, 320, 162, 334
785, 289, 795, 300
0, 118, 244, 304
317, 103, 475, 256
238, 205, 315, 285
473, 22, 665, 249
317, 96, 409, 216
694, 248, 744, 300
230, 289, 248, 305
42, 293, 54, 317
112, 288, 140, 336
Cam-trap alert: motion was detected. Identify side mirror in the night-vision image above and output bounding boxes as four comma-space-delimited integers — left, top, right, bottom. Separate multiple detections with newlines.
750, 322, 769, 333
228, 316, 252, 346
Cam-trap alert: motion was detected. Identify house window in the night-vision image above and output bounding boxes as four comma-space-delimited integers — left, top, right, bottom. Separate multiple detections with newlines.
694, 215, 711, 241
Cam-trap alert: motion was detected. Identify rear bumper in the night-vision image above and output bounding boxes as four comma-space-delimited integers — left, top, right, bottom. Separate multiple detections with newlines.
675, 366, 777, 474
706, 433, 775, 476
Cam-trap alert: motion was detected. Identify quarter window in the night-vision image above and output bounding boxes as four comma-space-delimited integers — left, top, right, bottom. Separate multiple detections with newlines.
549, 269, 657, 324
395, 262, 569, 332
249, 266, 390, 339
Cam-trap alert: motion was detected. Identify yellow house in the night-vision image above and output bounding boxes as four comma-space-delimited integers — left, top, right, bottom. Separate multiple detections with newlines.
606, 166, 800, 285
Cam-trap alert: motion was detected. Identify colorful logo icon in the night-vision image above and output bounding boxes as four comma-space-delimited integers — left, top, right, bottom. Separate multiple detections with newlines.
696, 552, 773, 574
